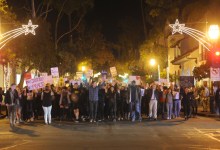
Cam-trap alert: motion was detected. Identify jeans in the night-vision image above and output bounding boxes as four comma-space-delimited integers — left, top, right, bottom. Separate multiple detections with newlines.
0, 104, 2, 115
60, 108, 69, 120
216, 102, 220, 115
26, 100, 33, 120
158, 102, 165, 118
8, 105, 17, 126
191, 100, 198, 116
117, 100, 124, 119
174, 99, 181, 117
90, 101, 98, 120
109, 101, 117, 119
202, 98, 208, 112
166, 103, 173, 119
149, 100, 157, 119
183, 101, 190, 118
43, 106, 52, 124
130, 101, 141, 121
98, 100, 105, 120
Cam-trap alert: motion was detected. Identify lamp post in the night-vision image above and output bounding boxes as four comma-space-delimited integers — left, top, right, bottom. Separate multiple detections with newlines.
208, 25, 220, 40
149, 58, 160, 81
81, 66, 86, 72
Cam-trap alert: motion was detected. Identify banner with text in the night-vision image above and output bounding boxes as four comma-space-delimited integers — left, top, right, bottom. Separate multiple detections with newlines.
26, 77, 45, 90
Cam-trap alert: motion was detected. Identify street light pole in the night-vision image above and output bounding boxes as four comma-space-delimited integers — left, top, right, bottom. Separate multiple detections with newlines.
150, 58, 160, 81
158, 64, 160, 81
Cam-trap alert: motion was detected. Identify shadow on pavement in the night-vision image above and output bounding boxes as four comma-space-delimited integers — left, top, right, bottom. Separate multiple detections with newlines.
10, 126, 39, 137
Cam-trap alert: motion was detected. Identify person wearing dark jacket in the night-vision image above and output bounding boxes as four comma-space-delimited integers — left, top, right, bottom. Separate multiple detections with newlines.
41, 85, 53, 125
87, 80, 105, 123
98, 85, 106, 121
215, 85, 220, 118
127, 80, 141, 122
107, 86, 117, 122
59, 87, 70, 121
0, 87, 4, 117
5, 83, 19, 127
182, 87, 191, 120
116, 86, 123, 121
88, 81, 99, 123
120, 86, 128, 120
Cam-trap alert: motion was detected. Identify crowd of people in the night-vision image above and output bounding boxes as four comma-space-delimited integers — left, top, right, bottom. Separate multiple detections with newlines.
0, 78, 218, 127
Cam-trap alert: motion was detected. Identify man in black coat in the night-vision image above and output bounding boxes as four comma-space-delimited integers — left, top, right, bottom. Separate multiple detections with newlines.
215, 85, 220, 118
5, 83, 19, 127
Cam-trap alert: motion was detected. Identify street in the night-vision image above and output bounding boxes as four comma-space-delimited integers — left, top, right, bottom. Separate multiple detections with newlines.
1, 117, 220, 150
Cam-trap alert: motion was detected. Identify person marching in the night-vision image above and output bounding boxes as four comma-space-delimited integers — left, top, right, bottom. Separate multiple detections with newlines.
41, 85, 54, 125
127, 80, 141, 122
5, 84, 19, 128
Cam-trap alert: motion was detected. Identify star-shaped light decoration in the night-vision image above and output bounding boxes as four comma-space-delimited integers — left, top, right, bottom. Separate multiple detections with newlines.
169, 19, 185, 35
22, 20, 38, 35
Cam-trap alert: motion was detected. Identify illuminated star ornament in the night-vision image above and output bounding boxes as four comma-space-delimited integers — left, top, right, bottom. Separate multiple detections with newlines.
169, 19, 211, 51
169, 19, 185, 34
0, 20, 38, 49
22, 20, 38, 35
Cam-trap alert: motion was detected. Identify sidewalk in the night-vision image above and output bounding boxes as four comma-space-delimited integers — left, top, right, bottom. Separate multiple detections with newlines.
197, 106, 219, 118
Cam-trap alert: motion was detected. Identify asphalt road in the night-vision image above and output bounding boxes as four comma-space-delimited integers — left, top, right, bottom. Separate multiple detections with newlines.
1, 117, 220, 150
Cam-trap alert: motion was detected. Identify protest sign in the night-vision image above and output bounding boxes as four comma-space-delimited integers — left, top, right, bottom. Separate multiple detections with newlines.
129, 76, 141, 85
110, 67, 117, 77
51, 67, 59, 78
43, 75, 54, 85
86, 69, 93, 78
40, 72, 48, 77
26, 77, 44, 90
210, 68, 220, 81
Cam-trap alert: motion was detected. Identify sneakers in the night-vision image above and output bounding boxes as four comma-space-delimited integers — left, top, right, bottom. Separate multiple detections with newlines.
90, 119, 93, 123
75, 120, 79, 123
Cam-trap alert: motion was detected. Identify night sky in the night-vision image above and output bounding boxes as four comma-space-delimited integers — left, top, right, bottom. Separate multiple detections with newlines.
6, 0, 143, 43
87, 0, 143, 42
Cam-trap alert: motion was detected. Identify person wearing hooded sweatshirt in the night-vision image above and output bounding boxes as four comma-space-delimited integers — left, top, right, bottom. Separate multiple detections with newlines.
41, 85, 54, 125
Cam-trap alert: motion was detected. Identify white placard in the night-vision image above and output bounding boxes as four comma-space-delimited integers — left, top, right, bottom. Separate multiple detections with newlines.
86, 69, 93, 78
44, 75, 54, 85
40, 72, 48, 77
26, 77, 45, 90
129, 76, 141, 85
210, 68, 220, 81
51, 67, 59, 78
76, 72, 83, 79
110, 67, 117, 77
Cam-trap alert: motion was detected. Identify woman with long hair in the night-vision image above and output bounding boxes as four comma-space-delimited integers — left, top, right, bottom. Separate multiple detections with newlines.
41, 85, 53, 125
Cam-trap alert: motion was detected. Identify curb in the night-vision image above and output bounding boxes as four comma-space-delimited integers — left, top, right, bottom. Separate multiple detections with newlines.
197, 112, 218, 118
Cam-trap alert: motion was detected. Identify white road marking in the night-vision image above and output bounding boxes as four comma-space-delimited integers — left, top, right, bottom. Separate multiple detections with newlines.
194, 128, 220, 143
1, 140, 31, 150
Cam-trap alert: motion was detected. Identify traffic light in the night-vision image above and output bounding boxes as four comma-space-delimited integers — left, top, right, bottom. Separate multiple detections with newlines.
211, 49, 220, 67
